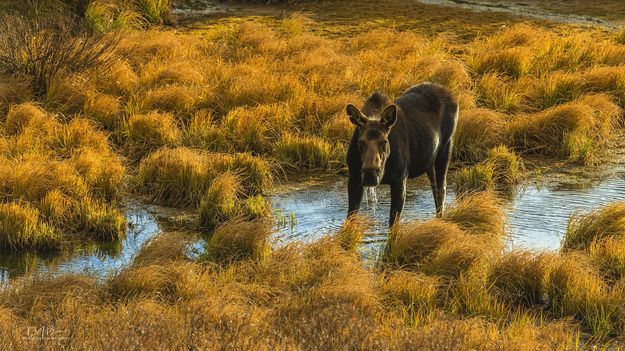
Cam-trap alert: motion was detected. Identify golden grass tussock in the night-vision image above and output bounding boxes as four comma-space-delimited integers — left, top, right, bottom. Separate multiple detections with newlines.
183, 110, 230, 152
454, 162, 495, 196
0, 157, 89, 203
95, 59, 139, 96
203, 220, 271, 264
4, 102, 48, 135
443, 191, 505, 238
335, 215, 371, 252
547, 253, 619, 338
127, 111, 181, 157
108, 262, 195, 300
386, 219, 497, 277
380, 270, 439, 322
273, 133, 344, 172
45, 75, 89, 115
563, 202, 625, 251
52, 118, 112, 157
0, 78, 31, 114
83, 92, 124, 130
0, 202, 61, 251
508, 94, 620, 164
482, 24, 543, 50
470, 47, 532, 78
199, 172, 241, 229
588, 237, 625, 282
475, 73, 523, 112
70, 150, 126, 202
388, 221, 459, 268
487, 251, 554, 307
222, 103, 294, 153
141, 59, 205, 87
453, 108, 506, 163
136, 147, 272, 207
141, 85, 198, 114
485, 145, 524, 187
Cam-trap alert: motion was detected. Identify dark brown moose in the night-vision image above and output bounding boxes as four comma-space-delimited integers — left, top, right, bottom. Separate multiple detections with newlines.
346, 83, 459, 226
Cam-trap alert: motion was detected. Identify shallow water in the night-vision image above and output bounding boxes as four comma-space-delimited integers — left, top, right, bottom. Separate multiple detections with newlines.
0, 202, 175, 282
270, 174, 625, 254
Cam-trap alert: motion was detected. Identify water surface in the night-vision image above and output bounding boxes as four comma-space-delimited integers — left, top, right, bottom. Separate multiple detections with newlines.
271, 175, 625, 253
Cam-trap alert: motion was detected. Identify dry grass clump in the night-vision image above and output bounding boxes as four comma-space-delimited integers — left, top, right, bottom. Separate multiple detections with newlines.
52, 118, 112, 157
70, 150, 126, 202
475, 73, 523, 112
0, 202, 61, 251
589, 237, 625, 281
0, 78, 31, 114
335, 215, 370, 252
95, 58, 139, 96
485, 145, 524, 187
4, 102, 48, 135
203, 220, 271, 263
453, 108, 506, 163
547, 254, 618, 338
508, 95, 620, 164
454, 162, 495, 196
487, 251, 553, 307
84, 92, 124, 130
386, 219, 499, 278
108, 262, 194, 299
563, 202, 625, 252
136, 147, 272, 207
443, 191, 505, 238
222, 103, 294, 153
141, 85, 197, 114
274, 133, 343, 172
127, 112, 181, 157
470, 47, 532, 78
199, 172, 241, 229
183, 111, 230, 152
380, 270, 439, 322
386, 219, 466, 268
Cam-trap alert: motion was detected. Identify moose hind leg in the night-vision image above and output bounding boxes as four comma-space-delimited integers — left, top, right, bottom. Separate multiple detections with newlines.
426, 167, 439, 214
389, 178, 407, 226
434, 141, 453, 217
347, 175, 364, 218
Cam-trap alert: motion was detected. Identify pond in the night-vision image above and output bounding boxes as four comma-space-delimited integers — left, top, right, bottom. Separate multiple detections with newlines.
2, 168, 625, 281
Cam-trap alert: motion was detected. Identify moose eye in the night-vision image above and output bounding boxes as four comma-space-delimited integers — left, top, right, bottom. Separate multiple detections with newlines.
380, 141, 388, 149
359, 140, 366, 149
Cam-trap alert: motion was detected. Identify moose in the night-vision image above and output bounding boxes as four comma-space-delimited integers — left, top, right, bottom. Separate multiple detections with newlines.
345, 82, 459, 226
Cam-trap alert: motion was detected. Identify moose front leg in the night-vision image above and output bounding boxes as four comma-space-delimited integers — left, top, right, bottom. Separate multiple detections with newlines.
347, 175, 364, 218
389, 178, 407, 226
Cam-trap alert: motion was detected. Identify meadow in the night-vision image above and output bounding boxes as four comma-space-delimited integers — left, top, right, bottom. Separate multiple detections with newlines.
1, 0, 625, 349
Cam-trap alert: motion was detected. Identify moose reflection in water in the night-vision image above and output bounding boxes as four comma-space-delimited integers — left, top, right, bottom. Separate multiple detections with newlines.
345, 82, 459, 225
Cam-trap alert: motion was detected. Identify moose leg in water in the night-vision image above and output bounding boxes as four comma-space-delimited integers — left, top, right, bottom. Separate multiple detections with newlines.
347, 173, 364, 217
389, 178, 407, 226
426, 167, 439, 213
434, 140, 453, 216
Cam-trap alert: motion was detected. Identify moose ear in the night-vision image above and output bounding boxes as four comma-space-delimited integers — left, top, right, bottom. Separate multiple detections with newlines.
346, 104, 367, 127
381, 105, 397, 130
